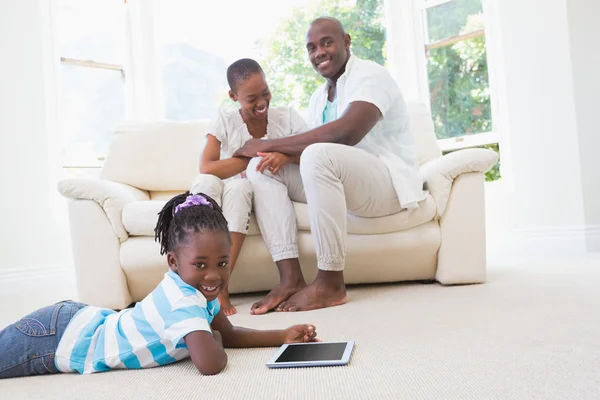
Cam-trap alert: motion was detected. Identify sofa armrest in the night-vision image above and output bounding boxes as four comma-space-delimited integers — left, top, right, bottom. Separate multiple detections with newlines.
57, 178, 149, 242
421, 148, 498, 217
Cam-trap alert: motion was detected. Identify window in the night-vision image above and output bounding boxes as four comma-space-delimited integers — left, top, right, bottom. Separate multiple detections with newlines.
53, 0, 127, 168
419, 0, 500, 181
151, 0, 386, 117
152, 0, 311, 120
420, 0, 493, 141
51, 0, 499, 178
48, 0, 385, 175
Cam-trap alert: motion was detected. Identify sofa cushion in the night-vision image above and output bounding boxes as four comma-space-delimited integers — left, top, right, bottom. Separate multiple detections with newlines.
122, 200, 262, 237
100, 120, 208, 192
122, 194, 437, 237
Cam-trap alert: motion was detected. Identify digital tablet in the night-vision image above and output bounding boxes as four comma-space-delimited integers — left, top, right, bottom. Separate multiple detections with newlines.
266, 341, 355, 368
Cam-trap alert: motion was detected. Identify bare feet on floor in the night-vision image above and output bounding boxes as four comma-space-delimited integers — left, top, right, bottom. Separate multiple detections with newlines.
250, 280, 306, 315
277, 273, 347, 312
218, 291, 237, 316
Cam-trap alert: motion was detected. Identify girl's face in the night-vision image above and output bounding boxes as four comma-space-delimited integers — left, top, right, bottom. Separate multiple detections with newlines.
229, 72, 272, 121
167, 231, 231, 302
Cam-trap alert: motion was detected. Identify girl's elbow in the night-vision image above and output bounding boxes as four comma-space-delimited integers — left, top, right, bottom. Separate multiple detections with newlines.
196, 364, 225, 376
199, 164, 211, 175
194, 355, 227, 375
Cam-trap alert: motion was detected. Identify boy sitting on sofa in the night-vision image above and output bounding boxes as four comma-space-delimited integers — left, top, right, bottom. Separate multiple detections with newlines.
190, 58, 308, 315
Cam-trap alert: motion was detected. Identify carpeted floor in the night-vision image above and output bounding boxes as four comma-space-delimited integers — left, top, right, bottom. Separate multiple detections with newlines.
1, 256, 600, 399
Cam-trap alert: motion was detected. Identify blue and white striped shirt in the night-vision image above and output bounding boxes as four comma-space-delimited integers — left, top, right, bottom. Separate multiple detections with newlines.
55, 270, 220, 374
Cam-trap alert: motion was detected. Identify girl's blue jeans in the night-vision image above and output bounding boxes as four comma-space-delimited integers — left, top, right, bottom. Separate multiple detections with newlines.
0, 300, 86, 379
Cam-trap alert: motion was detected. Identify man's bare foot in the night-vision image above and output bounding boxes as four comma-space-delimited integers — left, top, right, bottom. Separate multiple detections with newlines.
250, 281, 305, 315
218, 291, 237, 316
277, 271, 347, 312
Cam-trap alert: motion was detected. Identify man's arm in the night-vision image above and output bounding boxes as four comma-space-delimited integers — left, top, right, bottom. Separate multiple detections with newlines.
233, 101, 381, 158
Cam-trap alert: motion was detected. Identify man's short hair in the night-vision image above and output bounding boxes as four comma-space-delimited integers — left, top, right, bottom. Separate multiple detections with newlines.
226, 58, 264, 92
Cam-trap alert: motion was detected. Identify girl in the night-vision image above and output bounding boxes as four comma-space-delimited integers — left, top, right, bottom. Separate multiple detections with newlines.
0, 192, 319, 378
192, 58, 307, 316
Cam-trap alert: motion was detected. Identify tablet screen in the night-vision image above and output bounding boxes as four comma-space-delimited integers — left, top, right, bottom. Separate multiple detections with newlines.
275, 342, 347, 363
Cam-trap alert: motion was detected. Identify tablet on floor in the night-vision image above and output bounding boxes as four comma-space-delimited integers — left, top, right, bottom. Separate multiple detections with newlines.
266, 341, 355, 368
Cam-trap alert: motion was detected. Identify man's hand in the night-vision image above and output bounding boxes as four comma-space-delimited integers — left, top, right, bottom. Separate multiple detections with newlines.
256, 152, 290, 174
232, 138, 267, 158
283, 324, 320, 344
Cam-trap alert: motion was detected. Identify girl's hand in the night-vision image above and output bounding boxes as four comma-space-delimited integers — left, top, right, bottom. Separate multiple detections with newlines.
283, 324, 320, 344
256, 152, 290, 174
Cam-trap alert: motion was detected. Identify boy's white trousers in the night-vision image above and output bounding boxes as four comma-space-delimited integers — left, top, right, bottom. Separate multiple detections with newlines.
245, 143, 403, 271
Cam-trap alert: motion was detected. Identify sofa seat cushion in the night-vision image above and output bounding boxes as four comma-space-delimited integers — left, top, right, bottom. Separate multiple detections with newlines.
123, 200, 262, 236
122, 194, 437, 237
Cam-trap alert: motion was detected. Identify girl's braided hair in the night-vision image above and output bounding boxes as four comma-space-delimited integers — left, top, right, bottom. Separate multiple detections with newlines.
154, 192, 230, 255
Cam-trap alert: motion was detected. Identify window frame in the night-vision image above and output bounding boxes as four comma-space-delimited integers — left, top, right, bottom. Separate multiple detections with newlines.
403, 0, 500, 152
48, 0, 133, 169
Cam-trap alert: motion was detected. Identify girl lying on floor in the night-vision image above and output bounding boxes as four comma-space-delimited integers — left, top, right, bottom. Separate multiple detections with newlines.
0, 193, 318, 378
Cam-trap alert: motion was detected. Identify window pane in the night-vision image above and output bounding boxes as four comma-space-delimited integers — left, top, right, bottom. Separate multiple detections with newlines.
154, 0, 386, 118
55, 3, 124, 64
425, 0, 483, 43
427, 35, 491, 139
59, 65, 125, 165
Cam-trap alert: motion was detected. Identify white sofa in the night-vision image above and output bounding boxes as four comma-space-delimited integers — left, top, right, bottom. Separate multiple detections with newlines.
58, 103, 498, 310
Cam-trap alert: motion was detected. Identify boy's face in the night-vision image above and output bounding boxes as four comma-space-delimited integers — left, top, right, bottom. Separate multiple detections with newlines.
305, 20, 351, 80
229, 72, 272, 120
167, 231, 231, 302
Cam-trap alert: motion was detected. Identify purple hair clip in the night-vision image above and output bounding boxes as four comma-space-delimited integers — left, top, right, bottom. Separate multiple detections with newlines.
174, 194, 213, 215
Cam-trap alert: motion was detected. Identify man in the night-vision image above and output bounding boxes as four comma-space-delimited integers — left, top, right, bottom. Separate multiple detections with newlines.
234, 17, 427, 314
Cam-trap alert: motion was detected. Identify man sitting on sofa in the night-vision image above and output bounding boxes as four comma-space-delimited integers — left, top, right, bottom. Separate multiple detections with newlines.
233, 17, 427, 314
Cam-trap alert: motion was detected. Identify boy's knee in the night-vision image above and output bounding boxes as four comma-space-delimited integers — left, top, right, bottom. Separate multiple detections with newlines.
244, 157, 262, 182
224, 178, 252, 198
190, 174, 223, 197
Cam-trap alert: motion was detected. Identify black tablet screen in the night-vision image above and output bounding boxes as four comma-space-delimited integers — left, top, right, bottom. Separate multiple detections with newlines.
275, 343, 347, 363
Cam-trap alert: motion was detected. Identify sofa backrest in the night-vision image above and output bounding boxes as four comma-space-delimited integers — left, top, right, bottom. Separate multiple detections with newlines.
100, 102, 441, 191
101, 120, 208, 191
406, 102, 442, 165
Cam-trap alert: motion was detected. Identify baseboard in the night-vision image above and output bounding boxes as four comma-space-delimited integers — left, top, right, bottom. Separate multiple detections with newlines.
0, 264, 75, 288
489, 225, 600, 255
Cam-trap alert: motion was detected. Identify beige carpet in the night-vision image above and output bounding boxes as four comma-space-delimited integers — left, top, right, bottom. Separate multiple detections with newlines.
1, 256, 600, 400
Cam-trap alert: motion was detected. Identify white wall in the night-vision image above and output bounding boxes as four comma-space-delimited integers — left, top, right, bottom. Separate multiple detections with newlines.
387, 0, 600, 253
489, 0, 600, 252
0, 0, 72, 272
493, 0, 585, 231
565, 0, 600, 250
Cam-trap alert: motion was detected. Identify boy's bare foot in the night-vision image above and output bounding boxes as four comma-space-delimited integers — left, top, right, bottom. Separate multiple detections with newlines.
218, 291, 237, 316
277, 271, 347, 312
250, 280, 305, 315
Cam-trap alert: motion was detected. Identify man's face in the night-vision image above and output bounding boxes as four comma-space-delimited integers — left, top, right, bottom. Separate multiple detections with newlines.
305, 21, 350, 80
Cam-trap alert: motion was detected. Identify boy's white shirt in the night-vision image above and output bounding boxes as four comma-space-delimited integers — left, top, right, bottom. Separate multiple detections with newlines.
208, 106, 308, 179
307, 55, 427, 209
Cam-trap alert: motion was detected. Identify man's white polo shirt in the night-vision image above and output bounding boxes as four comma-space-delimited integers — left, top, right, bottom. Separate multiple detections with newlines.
307, 55, 428, 209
